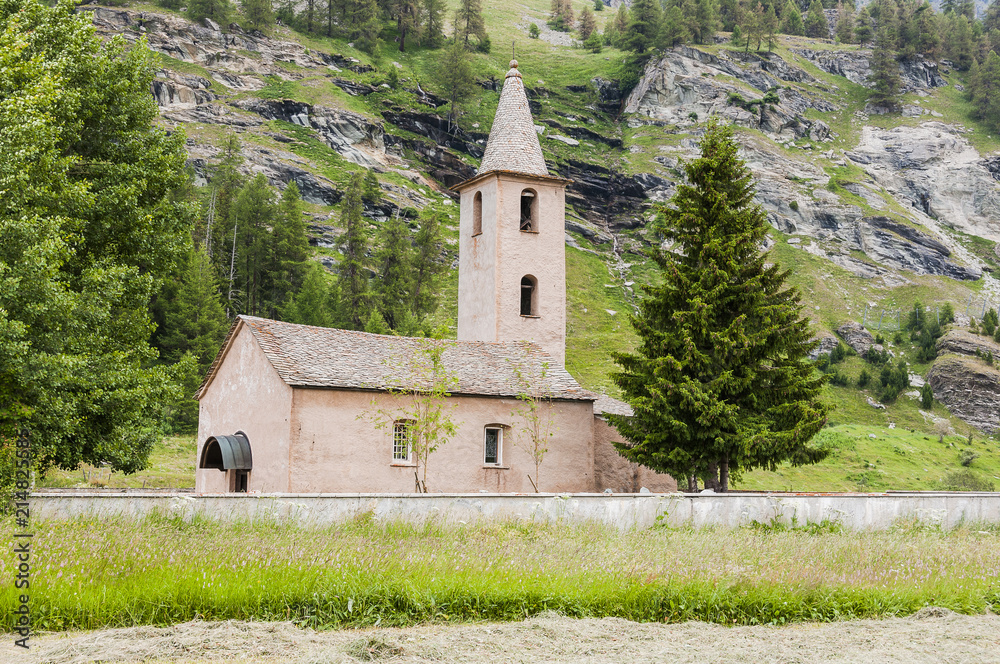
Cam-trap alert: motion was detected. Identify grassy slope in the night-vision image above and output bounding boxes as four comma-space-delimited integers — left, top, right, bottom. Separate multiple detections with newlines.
37, 437, 197, 489
114, 4, 1000, 491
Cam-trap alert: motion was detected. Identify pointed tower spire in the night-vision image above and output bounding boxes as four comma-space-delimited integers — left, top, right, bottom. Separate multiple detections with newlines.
477, 60, 548, 177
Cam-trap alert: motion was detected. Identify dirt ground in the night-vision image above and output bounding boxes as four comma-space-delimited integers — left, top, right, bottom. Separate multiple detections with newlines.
5, 609, 1000, 664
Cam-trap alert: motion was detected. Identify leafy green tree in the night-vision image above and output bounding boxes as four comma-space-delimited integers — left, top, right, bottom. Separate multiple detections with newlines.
869, 27, 902, 111
365, 340, 459, 492
187, 0, 232, 23
336, 173, 373, 329
607, 121, 829, 493
0, 0, 192, 473
529, 22, 541, 38
804, 0, 829, 37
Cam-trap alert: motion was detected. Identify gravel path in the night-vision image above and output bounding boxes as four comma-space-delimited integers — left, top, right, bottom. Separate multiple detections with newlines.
6, 609, 1000, 663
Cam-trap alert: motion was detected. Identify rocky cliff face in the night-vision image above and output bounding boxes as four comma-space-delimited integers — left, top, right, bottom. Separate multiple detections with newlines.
88, 7, 1000, 332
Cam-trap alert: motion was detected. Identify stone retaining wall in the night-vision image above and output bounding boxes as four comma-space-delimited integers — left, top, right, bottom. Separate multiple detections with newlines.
27, 491, 1000, 530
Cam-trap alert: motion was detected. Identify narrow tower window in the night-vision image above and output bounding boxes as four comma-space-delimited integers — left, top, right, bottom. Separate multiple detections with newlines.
472, 191, 483, 236
520, 189, 537, 232
520, 275, 537, 316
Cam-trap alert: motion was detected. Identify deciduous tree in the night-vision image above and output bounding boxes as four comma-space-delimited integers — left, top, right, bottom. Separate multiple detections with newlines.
0, 0, 192, 473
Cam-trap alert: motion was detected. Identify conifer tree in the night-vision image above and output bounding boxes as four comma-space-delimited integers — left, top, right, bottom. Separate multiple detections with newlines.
782, 1, 804, 36
230, 174, 277, 316
373, 215, 415, 331
579, 5, 597, 39
438, 39, 476, 129
394, 0, 421, 51
422, 0, 446, 46
869, 27, 902, 111
281, 261, 334, 328
970, 50, 1000, 130
336, 172, 373, 329
661, 4, 690, 46
762, 3, 779, 50
622, 0, 662, 53
268, 181, 310, 316
456, 0, 488, 47
608, 121, 829, 493
242, 0, 274, 29
188, 0, 232, 23
835, 0, 854, 43
854, 6, 873, 42
804, 0, 829, 38
410, 211, 447, 320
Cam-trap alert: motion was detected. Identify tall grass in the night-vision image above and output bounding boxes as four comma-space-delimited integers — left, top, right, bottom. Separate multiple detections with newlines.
2, 515, 998, 631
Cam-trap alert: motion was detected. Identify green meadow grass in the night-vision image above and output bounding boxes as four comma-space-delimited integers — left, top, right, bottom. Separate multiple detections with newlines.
2, 517, 998, 632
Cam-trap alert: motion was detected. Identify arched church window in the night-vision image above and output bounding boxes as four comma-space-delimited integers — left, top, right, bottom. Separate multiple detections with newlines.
520, 189, 538, 232
472, 191, 483, 236
520, 275, 538, 316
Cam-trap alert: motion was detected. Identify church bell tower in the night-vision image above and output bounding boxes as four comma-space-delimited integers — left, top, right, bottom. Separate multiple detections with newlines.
454, 60, 570, 365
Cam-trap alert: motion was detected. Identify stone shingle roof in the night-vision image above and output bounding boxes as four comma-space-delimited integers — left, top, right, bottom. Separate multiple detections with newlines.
200, 316, 594, 401
477, 60, 548, 177
593, 394, 633, 417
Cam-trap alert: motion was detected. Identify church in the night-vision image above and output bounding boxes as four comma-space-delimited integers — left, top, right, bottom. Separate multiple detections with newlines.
194, 61, 676, 495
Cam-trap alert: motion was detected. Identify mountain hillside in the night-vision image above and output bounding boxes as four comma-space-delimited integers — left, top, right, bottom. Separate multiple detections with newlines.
80, 0, 1000, 489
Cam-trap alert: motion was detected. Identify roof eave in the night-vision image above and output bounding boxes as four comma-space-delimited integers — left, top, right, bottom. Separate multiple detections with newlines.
451, 170, 573, 192
194, 317, 245, 401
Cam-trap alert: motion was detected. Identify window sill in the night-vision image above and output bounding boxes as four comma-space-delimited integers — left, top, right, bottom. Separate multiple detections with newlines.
471, 231, 482, 237
519, 229, 539, 234
520, 314, 540, 319
390, 462, 417, 468
482, 465, 509, 470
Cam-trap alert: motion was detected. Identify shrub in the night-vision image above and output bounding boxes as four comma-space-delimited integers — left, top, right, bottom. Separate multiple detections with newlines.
940, 302, 955, 324
939, 468, 994, 491
959, 449, 979, 467
857, 368, 871, 388
829, 370, 849, 386
788, 200, 799, 211
877, 360, 909, 403
529, 22, 540, 38
731, 24, 743, 43
920, 383, 933, 409
762, 89, 780, 104
829, 342, 847, 364
688, 111, 698, 121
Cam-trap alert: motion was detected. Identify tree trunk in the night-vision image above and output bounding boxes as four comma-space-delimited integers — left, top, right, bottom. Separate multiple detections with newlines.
687, 474, 698, 492
704, 461, 720, 491
720, 456, 730, 493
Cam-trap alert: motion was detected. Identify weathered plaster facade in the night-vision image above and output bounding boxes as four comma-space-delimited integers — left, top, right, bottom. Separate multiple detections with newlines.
456, 171, 568, 365
196, 324, 292, 494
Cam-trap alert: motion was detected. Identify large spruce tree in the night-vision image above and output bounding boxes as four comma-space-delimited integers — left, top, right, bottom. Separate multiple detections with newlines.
608, 121, 829, 493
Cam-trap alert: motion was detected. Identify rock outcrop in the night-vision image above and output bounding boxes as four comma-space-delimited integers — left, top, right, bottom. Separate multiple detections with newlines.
837, 322, 876, 357
793, 49, 946, 92
927, 354, 1000, 433
936, 329, 1000, 359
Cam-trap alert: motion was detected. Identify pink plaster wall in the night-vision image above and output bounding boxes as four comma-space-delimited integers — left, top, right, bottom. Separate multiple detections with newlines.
457, 173, 567, 365
196, 324, 294, 493
593, 417, 678, 493
287, 388, 596, 493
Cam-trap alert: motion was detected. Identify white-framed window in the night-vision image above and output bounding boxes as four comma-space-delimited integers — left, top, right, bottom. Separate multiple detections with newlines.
393, 420, 414, 462
484, 427, 503, 466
